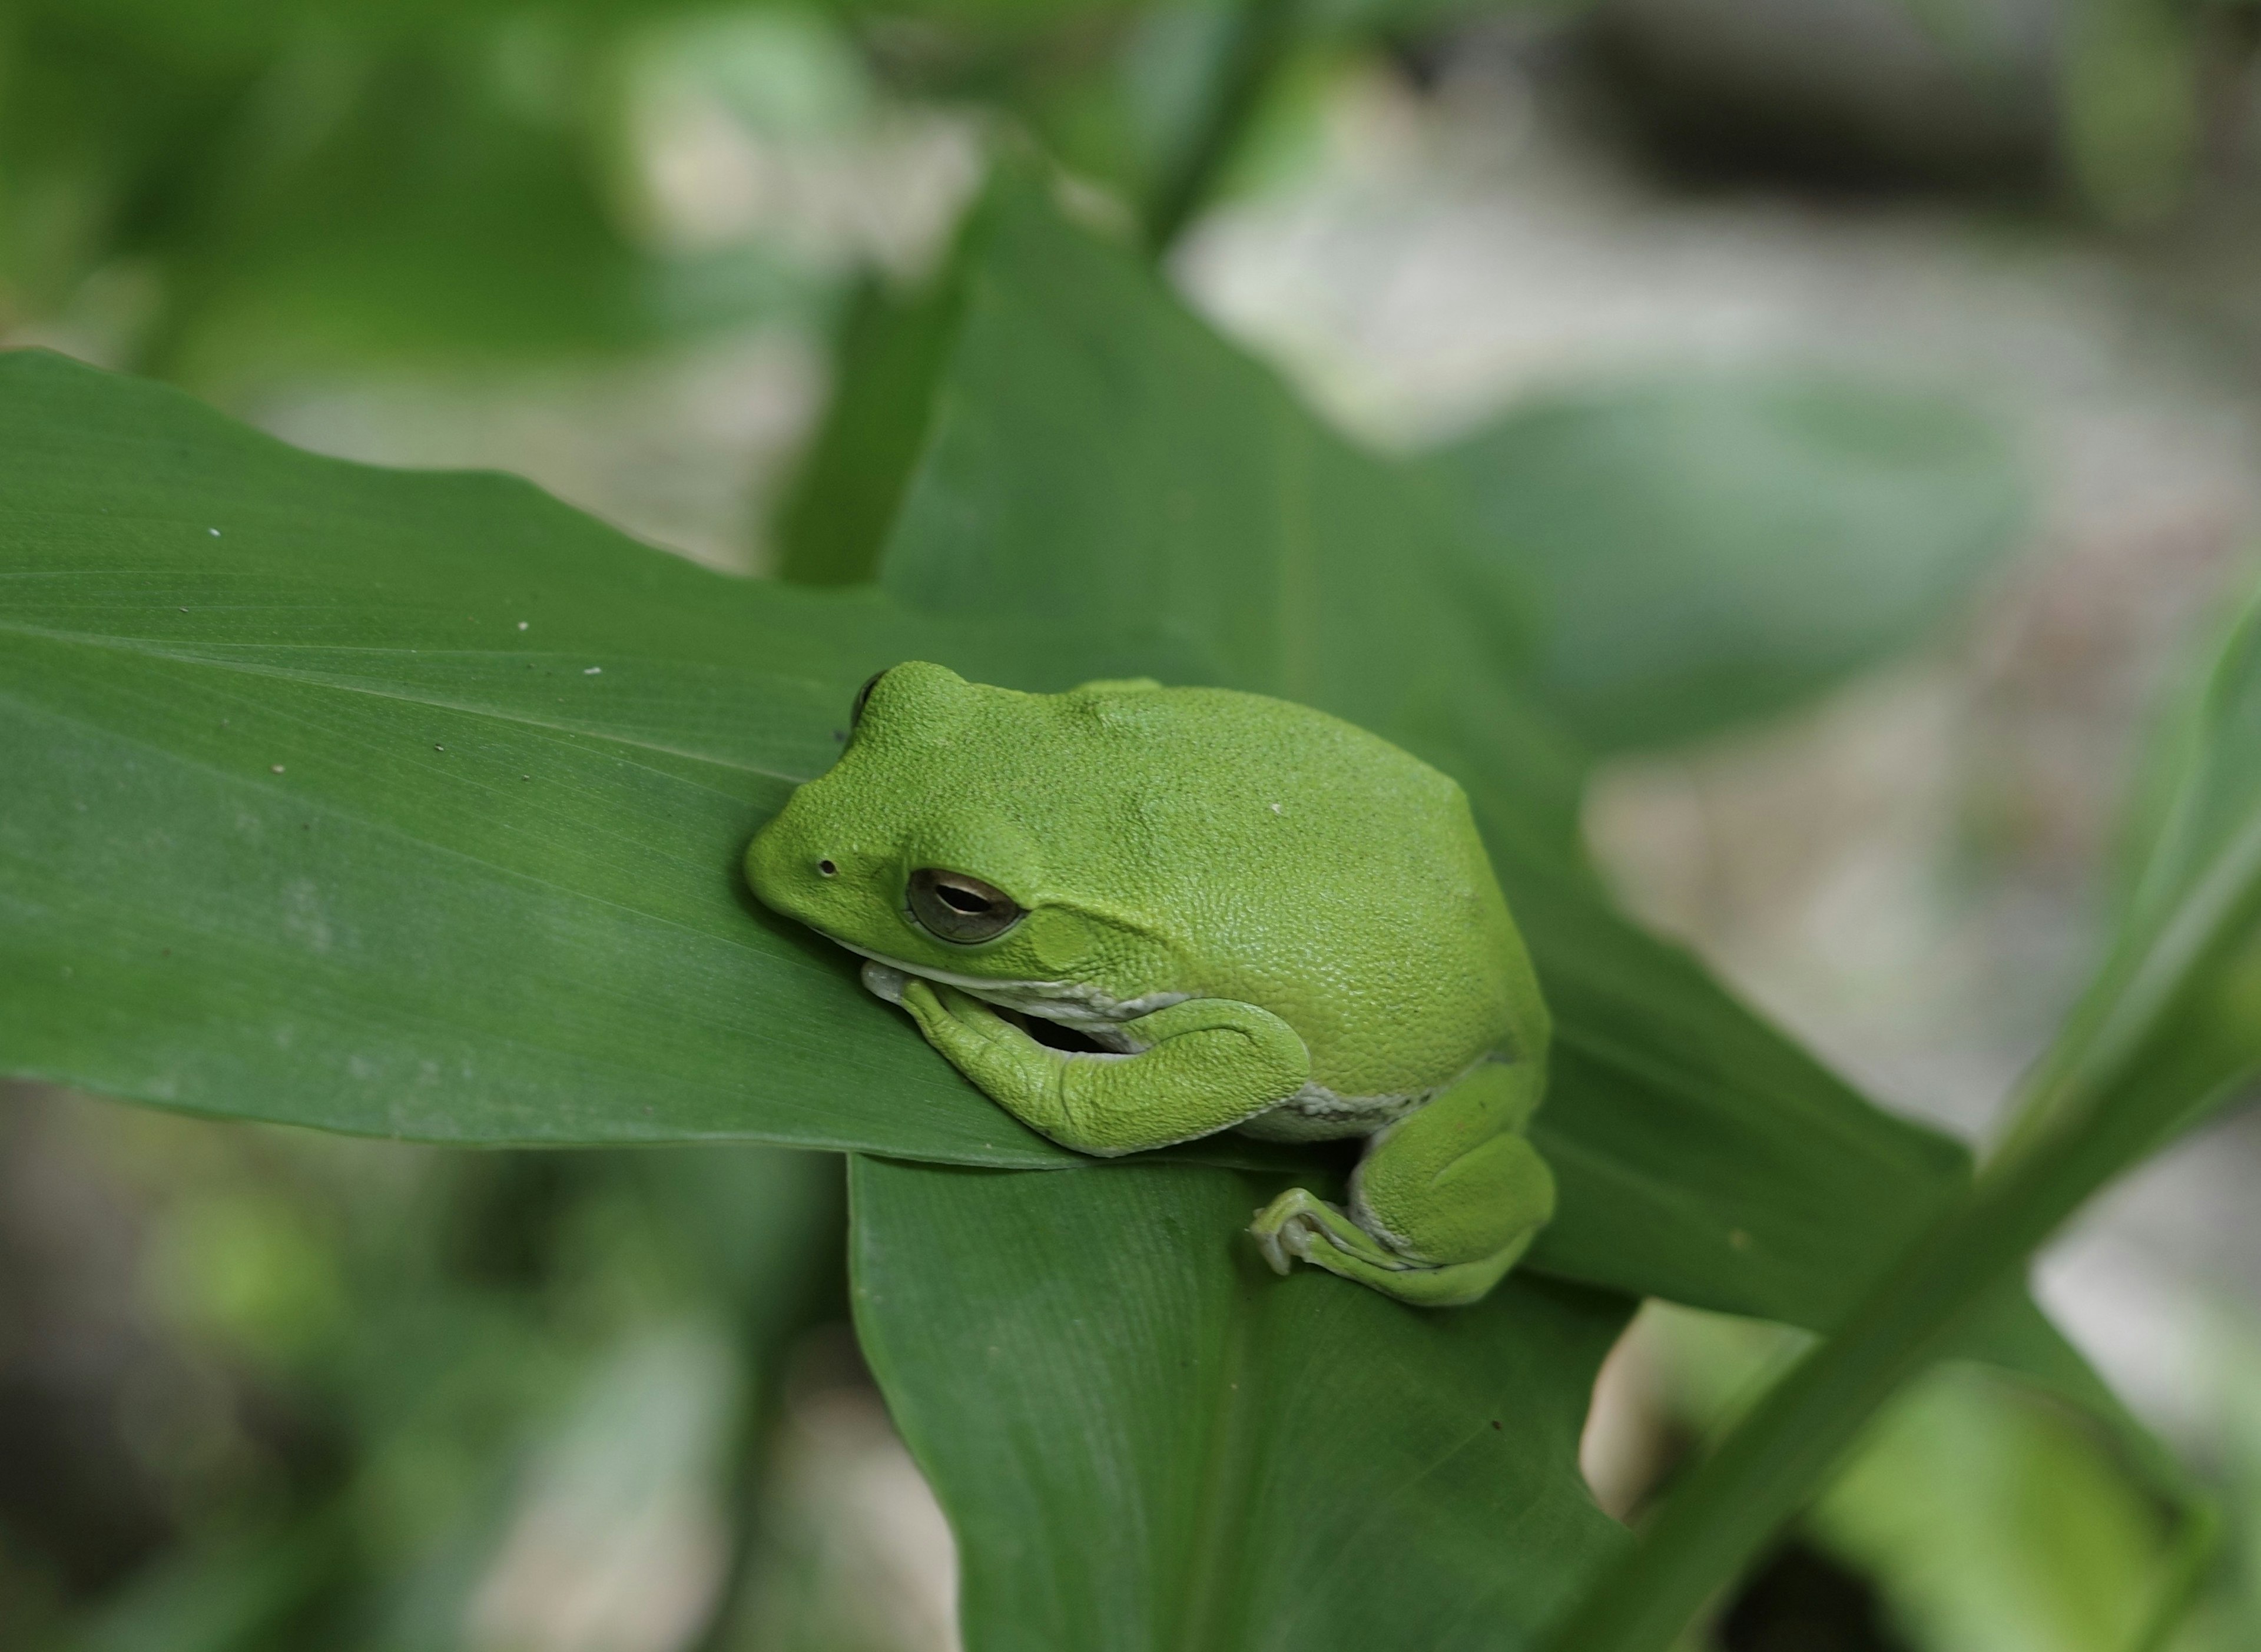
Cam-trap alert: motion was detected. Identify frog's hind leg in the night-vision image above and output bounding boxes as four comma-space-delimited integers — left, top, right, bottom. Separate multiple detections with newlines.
1249, 1059, 1553, 1309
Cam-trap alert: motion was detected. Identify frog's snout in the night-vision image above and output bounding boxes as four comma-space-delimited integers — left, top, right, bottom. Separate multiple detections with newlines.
744, 815, 828, 917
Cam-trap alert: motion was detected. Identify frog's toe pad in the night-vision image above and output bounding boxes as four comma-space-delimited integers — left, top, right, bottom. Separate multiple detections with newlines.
1250, 1187, 1376, 1276
861, 960, 910, 1004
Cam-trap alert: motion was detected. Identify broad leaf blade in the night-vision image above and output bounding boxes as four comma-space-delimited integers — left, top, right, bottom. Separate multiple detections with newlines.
0, 349, 1065, 1162
1427, 376, 2025, 754
774, 267, 969, 586
851, 1155, 1633, 1652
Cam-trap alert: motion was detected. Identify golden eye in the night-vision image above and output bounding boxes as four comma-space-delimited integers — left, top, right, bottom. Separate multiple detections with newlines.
850, 669, 887, 728
906, 868, 1024, 944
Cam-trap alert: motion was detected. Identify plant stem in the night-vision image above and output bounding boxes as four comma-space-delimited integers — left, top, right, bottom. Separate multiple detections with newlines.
1142, 0, 1302, 254
1545, 1123, 2151, 1650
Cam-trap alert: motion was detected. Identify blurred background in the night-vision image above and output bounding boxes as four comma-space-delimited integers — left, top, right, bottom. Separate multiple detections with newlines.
6, 0, 2261, 1647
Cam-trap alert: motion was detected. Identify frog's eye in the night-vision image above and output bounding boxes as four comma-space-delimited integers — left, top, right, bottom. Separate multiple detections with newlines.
850, 669, 888, 729
907, 868, 1024, 944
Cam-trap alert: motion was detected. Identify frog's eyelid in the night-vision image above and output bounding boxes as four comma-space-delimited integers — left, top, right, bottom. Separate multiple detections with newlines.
850, 669, 887, 729
906, 867, 1025, 944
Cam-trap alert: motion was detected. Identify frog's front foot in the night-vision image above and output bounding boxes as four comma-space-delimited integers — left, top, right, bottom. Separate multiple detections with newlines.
860, 960, 909, 1003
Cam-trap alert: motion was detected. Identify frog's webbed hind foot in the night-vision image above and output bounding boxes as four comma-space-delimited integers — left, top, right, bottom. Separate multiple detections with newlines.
1249, 1187, 1536, 1309
1251, 1186, 1395, 1275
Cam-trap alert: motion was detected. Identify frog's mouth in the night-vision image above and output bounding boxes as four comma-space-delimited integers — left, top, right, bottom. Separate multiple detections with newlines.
827, 938, 1188, 1047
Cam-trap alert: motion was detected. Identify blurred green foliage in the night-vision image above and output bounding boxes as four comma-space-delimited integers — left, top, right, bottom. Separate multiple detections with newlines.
0, 1092, 838, 1652
5, 0, 2261, 1648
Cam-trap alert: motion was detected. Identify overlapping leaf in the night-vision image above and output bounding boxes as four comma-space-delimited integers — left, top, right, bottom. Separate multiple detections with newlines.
853, 1157, 1633, 1652
1424, 374, 2026, 754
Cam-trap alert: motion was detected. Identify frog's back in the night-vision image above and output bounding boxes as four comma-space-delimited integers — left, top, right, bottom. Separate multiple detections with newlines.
1052, 683, 1544, 1107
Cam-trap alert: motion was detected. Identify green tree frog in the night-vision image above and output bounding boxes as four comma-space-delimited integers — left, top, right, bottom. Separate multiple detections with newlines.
745, 662, 1555, 1308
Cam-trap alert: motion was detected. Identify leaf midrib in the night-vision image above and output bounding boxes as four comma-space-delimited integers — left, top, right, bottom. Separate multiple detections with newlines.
0, 671, 802, 958
0, 618, 824, 785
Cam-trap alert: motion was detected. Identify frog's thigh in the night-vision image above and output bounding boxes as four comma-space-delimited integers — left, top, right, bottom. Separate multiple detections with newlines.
1352, 1059, 1554, 1265
1252, 1060, 1553, 1309
900, 981, 1307, 1156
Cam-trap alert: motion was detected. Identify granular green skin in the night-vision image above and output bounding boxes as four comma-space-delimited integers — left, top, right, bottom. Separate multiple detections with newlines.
747, 662, 1555, 1306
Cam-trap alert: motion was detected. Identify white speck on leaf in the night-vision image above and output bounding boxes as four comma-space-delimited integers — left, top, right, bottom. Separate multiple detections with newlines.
1269, 802, 1282, 814
584, 666, 602, 675
517, 621, 529, 631
283, 878, 333, 954
270, 764, 285, 774
209, 528, 220, 537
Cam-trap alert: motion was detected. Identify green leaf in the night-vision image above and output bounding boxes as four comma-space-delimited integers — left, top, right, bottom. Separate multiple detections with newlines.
1634, 1305, 2197, 1652
1425, 375, 2027, 754
773, 266, 969, 586
851, 1155, 1633, 1652
0, 9, 810, 386
1, 165, 2176, 1652
2061, 0, 2202, 226
1815, 1367, 2188, 1652
2007, 578, 2261, 1162
0, 348, 1079, 1163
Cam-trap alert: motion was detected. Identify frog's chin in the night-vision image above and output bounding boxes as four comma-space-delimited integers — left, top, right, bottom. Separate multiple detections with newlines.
830, 940, 1186, 1034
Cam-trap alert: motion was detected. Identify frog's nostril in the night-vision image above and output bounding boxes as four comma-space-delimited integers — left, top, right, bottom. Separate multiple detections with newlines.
817, 859, 838, 878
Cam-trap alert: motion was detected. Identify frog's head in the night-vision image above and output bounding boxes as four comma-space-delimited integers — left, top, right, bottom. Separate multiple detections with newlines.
745, 661, 1171, 996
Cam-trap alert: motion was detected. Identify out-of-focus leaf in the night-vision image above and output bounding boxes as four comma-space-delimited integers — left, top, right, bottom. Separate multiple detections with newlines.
1639, 1305, 2190, 1652
2009, 579, 2261, 1160
774, 267, 967, 585
2061, 0, 2201, 225
444, 1319, 742, 1652
851, 1155, 1632, 1652
0, 8, 811, 386
1425, 375, 2027, 754
77, 1522, 344, 1652
1815, 1368, 2181, 1652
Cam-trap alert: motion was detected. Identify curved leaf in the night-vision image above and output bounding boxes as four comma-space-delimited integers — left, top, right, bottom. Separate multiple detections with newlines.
851, 1154, 1632, 1652
1426, 376, 2026, 754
